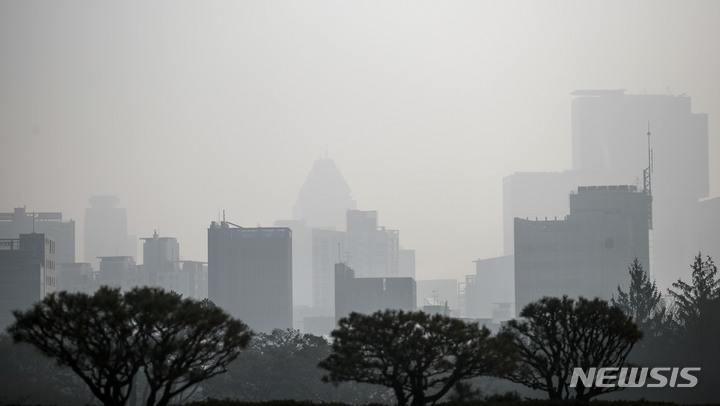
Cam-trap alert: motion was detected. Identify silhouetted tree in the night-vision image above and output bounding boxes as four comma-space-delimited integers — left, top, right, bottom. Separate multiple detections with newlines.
498, 296, 642, 400
665, 254, 720, 403
7, 286, 251, 406
667, 253, 720, 331
612, 257, 668, 337
126, 288, 252, 406
319, 309, 511, 406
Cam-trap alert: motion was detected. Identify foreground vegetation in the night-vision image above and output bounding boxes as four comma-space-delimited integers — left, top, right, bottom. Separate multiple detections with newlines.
2, 254, 719, 406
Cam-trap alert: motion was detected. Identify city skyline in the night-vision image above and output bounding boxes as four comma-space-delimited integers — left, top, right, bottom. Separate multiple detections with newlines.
2, 1, 719, 286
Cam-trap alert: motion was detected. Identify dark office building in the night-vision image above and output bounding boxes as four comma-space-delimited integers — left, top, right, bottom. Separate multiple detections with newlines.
208, 221, 292, 332
0, 233, 56, 330
514, 185, 651, 315
334, 262, 415, 322
0, 207, 75, 265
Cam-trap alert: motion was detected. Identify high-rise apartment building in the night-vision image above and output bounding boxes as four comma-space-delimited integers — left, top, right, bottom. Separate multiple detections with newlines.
208, 221, 292, 332
0, 233, 56, 330
0, 207, 75, 264
514, 185, 652, 315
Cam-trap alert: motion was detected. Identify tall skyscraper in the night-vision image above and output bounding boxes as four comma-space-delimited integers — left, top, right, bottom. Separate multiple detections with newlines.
0, 207, 75, 264
514, 185, 652, 315
84, 196, 131, 271
208, 221, 292, 333
293, 157, 356, 231
0, 233, 56, 330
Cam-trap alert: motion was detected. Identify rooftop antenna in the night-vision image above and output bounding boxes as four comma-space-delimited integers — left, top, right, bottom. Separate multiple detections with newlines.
643, 122, 653, 195
643, 122, 654, 230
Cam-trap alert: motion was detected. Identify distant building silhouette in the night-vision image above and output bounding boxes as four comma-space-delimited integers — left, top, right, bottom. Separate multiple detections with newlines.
346, 210, 399, 278
416, 279, 458, 315
399, 249, 416, 279
334, 262, 415, 322
504, 91, 709, 289
273, 219, 313, 309
140, 231, 179, 288
571, 90, 707, 286
0, 233, 56, 330
178, 260, 208, 300
0, 207, 75, 264
698, 196, 720, 260
85, 196, 134, 270
98, 256, 138, 291
463, 255, 514, 321
514, 185, 652, 315
312, 228, 346, 315
293, 157, 357, 231
56, 262, 95, 294
208, 221, 292, 333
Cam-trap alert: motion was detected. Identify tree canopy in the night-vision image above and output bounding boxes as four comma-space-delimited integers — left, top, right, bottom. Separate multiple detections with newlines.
319, 309, 511, 406
7, 286, 252, 406
498, 296, 642, 400
667, 253, 720, 332
612, 257, 667, 337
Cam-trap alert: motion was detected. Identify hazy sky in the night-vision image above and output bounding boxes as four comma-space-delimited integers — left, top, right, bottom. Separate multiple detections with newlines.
1, 1, 718, 283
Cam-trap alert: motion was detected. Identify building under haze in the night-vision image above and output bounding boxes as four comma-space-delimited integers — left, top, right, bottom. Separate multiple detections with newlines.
140, 231, 179, 289
56, 262, 95, 294
0, 233, 56, 330
571, 90, 708, 286
504, 91, 709, 289
416, 279, 458, 315
85, 196, 134, 271
346, 210, 399, 278
208, 221, 292, 333
274, 219, 313, 309
514, 185, 652, 315
463, 255, 514, 321
334, 262, 415, 322
311, 227, 346, 316
98, 256, 139, 291
0, 207, 75, 265
293, 157, 357, 231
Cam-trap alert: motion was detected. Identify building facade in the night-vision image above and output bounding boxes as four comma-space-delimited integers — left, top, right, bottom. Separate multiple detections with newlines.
85, 196, 133, 270
208, 221, 292, 333
514, 185, 652, 315
0, 233, 56, 330
334, 262, 415, 322
0, 207, 75, 264
346, 210, 399, 278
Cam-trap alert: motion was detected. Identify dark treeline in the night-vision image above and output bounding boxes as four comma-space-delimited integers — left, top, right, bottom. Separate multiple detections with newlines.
1, 254, 719, 405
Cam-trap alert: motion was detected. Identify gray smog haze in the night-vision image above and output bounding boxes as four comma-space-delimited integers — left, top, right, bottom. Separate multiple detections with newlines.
1, 1, 718, 284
